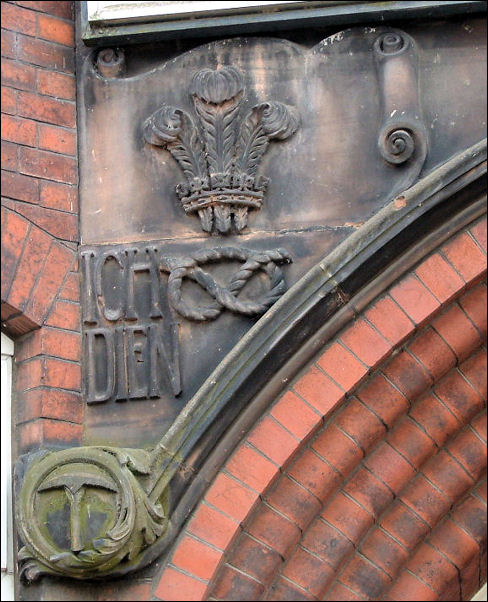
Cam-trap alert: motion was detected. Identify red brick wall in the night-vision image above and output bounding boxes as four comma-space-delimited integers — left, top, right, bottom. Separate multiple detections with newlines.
153, 216, 487, 602
1, 1, 82, 454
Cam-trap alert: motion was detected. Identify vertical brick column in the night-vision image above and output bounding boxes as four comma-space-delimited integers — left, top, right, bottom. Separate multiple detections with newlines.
0, 1, 82, 454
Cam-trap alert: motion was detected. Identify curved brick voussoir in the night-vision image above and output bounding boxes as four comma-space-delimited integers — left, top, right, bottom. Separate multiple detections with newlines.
385, 479, 487, 601
1, 208, 77, 336
152, 215, 487, 602
321, 408, 487, 601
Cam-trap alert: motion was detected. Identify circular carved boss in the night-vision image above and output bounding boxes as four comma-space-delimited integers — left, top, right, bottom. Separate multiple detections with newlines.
374, 31, 409, 55
96, 48, 125, 78
17, 447, 165, 581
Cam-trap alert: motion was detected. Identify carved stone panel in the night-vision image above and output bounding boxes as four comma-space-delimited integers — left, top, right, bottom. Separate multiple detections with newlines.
78, 19, 487, 448
15, 13, 487, 587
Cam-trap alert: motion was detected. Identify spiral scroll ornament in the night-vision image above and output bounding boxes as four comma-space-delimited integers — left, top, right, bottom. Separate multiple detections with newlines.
379, 127, 416, 165
374, 29, 427, 168
374, 32, 409, 55
96, 48, 126, 78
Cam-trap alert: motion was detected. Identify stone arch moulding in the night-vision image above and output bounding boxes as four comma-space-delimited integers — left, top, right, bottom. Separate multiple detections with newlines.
154, 218, 487, 601
152, 165, 487, 600
15, 139, 487, 589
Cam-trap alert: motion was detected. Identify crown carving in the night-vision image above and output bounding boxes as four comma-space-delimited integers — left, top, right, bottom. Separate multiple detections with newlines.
143, 66, 299, 234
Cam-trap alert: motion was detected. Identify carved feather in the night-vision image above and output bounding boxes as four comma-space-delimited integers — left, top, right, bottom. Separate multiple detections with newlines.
193, 95, 242, 175
214, 205, 232, 233
198, 207, 214, 233
144, 68, 300, 234
235, 104, 269, 176
233, 207, 249, 232
143, 105, 206, 181
191, 67, 244, 175
236, 101, 300, 176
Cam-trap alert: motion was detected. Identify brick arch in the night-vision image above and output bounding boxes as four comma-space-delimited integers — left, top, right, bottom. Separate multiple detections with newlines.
1, 206, 82, 451
1, 206, 77, 336
152, 215, 487, 602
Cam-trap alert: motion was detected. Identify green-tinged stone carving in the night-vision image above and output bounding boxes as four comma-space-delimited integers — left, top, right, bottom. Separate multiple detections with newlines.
17, 447, 167, 581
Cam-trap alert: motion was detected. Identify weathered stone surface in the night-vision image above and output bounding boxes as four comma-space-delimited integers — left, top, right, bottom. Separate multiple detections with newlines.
79, 22, 486, 244
77, 20, 486, 448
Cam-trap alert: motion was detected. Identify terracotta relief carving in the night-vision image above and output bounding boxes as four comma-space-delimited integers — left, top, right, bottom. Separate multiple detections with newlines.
143, 66, 300, 234
81, 242, 292, 403
80, 66, 300, 404
22, 18, 482, 583
19, 134, 486, 582
80, 246, 182, 403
